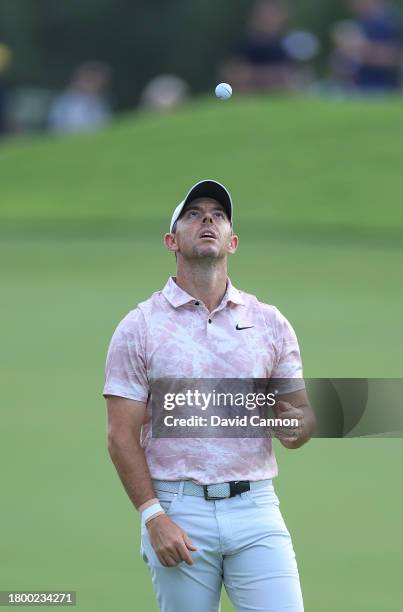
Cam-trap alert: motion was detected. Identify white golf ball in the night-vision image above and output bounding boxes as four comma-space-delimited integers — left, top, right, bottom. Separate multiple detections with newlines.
215, 83, 232, 100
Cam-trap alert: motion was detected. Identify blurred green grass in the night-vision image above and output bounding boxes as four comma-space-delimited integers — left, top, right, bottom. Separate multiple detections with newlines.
1, 97, 403, 611
1, 96, 403, 236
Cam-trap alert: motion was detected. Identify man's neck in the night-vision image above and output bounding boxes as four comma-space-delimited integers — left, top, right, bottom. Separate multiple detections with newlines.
174, 260, 228, 313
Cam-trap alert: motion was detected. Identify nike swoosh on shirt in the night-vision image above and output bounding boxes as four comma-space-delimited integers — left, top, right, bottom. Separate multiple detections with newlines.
236, 324, 254, 330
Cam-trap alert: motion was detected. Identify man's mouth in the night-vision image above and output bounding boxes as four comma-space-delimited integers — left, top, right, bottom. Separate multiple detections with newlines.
199, 230, 217, 240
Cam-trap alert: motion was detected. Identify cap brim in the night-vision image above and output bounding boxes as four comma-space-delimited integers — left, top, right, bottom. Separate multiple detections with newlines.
182, 180, 232, 222
169, 179, 233, 233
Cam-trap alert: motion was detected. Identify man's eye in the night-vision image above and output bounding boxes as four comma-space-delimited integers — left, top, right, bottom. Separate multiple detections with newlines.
189, 211, 198, 217
215, 211, 225, 218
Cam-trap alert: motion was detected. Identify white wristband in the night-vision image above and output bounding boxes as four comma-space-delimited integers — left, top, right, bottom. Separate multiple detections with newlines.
142, 502, 165, 525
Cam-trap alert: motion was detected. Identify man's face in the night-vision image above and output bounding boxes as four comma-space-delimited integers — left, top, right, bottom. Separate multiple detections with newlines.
165, 198, 238, 261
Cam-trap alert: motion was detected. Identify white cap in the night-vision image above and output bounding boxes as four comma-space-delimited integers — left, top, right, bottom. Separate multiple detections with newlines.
170, 179, 233, 233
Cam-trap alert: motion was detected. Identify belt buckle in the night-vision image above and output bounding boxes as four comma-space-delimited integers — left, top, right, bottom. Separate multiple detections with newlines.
229, 481, 250, 497
203, 485, 226, 501
203, 481, 251, 500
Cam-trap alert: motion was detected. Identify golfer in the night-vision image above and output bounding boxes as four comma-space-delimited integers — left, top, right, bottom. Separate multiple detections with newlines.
103, 179, 315, 612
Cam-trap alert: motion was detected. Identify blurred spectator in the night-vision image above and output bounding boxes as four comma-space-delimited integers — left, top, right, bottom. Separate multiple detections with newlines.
348, 0, 402, 92
329, 20, 366, 90
8, 88, 54, 133
49, 61, 111, 134
221, 0, 318, 93
139, 74, 189, 111
0, 43, 12, 136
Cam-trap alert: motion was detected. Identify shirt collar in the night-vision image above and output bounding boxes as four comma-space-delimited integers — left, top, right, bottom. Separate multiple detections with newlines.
225, 278, 245, 306
162, 276, 245, 309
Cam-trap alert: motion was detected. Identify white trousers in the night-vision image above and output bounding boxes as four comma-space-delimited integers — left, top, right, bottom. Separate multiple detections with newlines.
140, 480, 304, 612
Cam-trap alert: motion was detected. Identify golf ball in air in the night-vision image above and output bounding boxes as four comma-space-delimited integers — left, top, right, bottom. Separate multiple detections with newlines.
215, 83, 232, 100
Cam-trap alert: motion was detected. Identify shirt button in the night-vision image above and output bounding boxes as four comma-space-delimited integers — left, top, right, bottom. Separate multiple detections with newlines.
195, 301, 200, 306
208, 318, 212, 324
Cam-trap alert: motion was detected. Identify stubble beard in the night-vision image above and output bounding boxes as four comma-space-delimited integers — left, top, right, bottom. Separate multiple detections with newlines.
189, 243, 226, 265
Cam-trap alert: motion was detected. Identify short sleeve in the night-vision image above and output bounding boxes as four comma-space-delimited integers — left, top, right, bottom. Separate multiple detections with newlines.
102, 308, 149, 402
271, 307, 305, 393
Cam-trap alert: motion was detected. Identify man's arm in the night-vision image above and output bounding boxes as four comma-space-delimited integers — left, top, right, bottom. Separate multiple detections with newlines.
271, 388, 316, 450
107, 396, 156, 508
106, 395, 197, 566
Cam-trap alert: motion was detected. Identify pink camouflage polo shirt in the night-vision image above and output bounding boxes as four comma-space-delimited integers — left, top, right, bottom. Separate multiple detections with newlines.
103, 277, 304, 485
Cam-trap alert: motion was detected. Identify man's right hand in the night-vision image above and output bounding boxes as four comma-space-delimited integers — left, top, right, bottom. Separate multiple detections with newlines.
106, 396, 197, 567
146, 513, 197, 567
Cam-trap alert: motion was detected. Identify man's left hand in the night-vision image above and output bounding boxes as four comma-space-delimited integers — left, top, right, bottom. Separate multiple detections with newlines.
271, 400, 305, 444
269, 388, 316, 449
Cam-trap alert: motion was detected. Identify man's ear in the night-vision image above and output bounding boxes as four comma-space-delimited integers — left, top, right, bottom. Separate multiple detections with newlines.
164, 232, 179, 253
227, 233, 238, 255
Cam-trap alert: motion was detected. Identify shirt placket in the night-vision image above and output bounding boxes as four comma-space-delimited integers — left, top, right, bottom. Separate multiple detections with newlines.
201, 300, 229, 335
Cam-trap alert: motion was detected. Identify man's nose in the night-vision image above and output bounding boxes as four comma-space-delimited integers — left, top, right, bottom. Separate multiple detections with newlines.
202, 213, 214, 224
